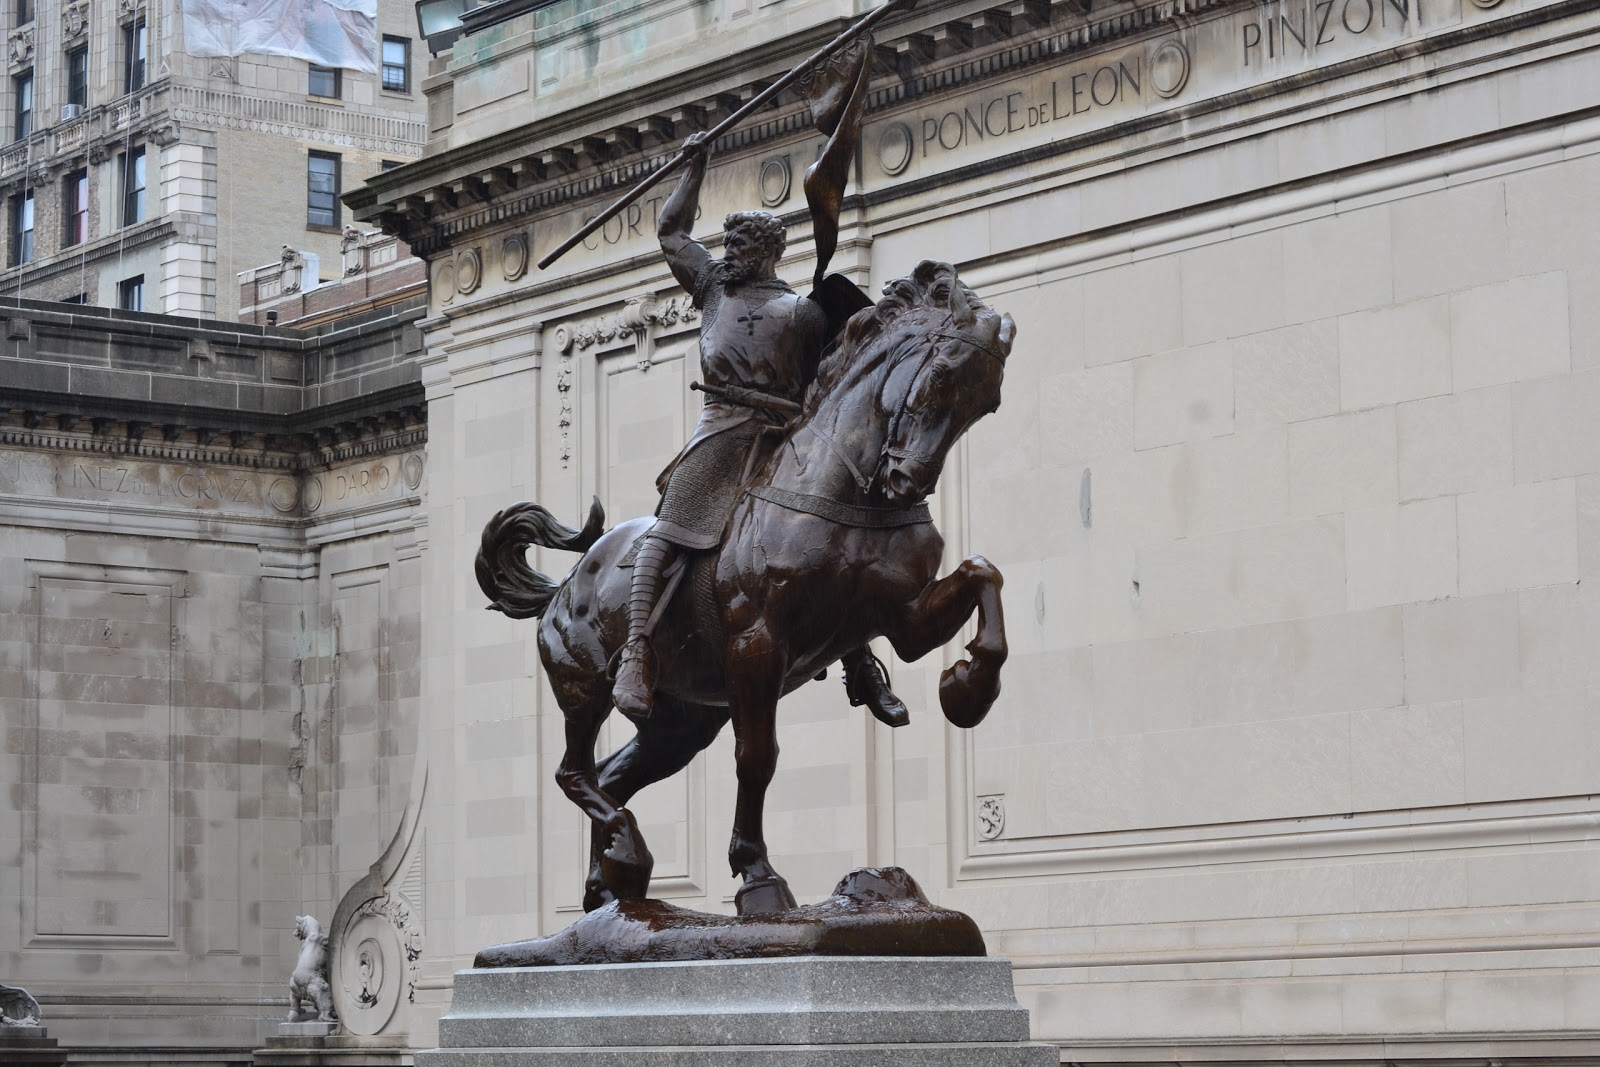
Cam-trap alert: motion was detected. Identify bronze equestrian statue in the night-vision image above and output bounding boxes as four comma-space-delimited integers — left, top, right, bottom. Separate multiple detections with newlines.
476, 249, 1016, 915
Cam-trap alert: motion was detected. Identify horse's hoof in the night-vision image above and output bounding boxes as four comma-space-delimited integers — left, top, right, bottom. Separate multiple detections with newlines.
939, 659, 998, 729
735, 876, 798, 916
599, 809, 654, 901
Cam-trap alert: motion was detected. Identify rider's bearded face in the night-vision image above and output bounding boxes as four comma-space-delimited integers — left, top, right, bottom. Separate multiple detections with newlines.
724, 224, 774, 281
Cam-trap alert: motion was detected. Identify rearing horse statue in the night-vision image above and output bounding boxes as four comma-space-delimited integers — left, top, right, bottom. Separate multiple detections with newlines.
476, 260, 1016, 915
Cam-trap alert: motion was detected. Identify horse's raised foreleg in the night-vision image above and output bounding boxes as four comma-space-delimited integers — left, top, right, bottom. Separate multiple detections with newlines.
555, 704, 654, 910
886, 555, 1007, 729
726, 625, 797, 916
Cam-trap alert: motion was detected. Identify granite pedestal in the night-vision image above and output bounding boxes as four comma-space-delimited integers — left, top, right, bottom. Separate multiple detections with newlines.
0, 1026, 69, 1066
417, 956, 1058, 1065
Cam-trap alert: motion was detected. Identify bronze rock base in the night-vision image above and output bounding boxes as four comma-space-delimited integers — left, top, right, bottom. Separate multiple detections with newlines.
473, 866, 985, 967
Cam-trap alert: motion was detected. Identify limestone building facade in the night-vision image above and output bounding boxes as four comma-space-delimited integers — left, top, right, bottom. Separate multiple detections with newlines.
351, 0, 1600, 1060
0, 0, 426, 319
0, 295, 430, 1060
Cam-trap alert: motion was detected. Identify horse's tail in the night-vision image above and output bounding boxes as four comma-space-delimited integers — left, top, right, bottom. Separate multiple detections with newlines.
476, 497, 607, 620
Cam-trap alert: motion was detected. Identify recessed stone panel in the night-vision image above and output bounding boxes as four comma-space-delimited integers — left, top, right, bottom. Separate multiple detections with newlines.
30, 571, 178, 941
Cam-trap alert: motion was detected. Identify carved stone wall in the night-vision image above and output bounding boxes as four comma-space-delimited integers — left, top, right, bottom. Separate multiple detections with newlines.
0, 298, 430, 1061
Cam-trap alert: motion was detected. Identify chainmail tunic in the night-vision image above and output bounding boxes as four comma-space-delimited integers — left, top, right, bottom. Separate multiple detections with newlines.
651, 419, 766, 549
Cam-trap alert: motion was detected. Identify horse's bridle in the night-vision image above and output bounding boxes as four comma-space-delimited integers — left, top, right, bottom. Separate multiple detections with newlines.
800, 312, 1006, 499
874, 315, 1007, 489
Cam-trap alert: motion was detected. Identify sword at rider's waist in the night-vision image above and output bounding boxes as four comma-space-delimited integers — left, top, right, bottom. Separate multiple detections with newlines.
690, 380, 802, 417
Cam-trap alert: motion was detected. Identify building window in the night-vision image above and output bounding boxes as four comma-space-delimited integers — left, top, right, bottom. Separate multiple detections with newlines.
119, 274, 144, 312
11, 191, 32, 265
308, 64, 341, 98
123, 20, 147, 94
307, 151, 340, 228
15, 0, 30, 23
61, 292, 87, 304
120, 145, 146, 226
380, 159, 403, 172
14, 71, 31, 140
66, 46, 87, 110
381, 37, 409, 93
64, 168, 87, 246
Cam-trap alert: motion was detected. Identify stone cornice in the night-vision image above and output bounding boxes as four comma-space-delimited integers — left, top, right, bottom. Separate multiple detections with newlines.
0, 398, 428, 473
352, 0, 1225, 252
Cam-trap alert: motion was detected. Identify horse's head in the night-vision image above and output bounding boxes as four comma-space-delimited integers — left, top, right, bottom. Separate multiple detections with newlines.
874, 262, 1015, 505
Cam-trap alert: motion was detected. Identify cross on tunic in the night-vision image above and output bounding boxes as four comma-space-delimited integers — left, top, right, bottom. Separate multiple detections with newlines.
736, 306, 764, 336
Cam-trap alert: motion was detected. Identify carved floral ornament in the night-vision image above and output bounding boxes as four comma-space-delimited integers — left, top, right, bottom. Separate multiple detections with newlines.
551, 295, 698, 354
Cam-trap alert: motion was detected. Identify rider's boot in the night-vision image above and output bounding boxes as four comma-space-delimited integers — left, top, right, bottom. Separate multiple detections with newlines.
842, 647, 910, 728
614, 533, 675, 720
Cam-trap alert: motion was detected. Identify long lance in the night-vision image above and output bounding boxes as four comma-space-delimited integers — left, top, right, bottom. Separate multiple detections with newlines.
537, 0, 916, 271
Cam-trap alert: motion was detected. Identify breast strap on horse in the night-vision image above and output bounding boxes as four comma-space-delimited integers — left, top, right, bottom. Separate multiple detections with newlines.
745, 485, 932, 528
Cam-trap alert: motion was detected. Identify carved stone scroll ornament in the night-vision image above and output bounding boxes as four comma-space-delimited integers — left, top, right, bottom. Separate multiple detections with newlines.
328, 761, 426, 1038
288, 916, 336, 1023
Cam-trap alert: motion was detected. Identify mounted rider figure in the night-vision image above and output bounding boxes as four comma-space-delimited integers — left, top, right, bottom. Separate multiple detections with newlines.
610, 128, 910, 729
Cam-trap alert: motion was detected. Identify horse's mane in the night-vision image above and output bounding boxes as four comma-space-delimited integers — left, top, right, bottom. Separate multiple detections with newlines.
804, 260, 987, 414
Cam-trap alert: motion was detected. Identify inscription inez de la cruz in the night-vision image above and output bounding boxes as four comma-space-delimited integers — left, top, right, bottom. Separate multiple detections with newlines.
55, 454, 423, 516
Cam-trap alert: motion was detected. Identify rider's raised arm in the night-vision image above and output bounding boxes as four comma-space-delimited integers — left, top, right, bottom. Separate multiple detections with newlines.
658, 132, 714, 296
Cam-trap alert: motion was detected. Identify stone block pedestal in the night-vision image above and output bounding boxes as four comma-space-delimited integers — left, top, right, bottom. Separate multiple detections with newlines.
0, 1026, 69, 1066
417, 956, 1059, 1065
253, 1029, 414, 1066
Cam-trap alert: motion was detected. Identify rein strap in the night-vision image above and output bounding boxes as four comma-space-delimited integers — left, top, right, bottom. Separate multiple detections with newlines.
747, 485, 931, 528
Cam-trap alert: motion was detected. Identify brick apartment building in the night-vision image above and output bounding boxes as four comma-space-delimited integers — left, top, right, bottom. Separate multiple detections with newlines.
0, 0, 426, 319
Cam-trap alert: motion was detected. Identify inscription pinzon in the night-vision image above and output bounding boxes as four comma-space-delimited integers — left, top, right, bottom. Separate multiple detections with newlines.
71, 463, 257, 504
1243, 0, 1414, 65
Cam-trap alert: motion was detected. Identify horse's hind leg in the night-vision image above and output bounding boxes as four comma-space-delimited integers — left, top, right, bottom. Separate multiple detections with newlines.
584, 698, 730, 910
551, 685, 655, 909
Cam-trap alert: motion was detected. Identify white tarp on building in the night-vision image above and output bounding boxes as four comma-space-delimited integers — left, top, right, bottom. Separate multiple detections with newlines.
182, 0, 377, 72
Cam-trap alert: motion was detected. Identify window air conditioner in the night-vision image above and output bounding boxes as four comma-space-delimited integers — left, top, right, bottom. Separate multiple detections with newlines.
60, 104, 82, 120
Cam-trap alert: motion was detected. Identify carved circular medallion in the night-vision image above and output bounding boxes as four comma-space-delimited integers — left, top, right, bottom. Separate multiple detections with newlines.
758, 157, 792, 208
551, 324, 574, 353
402, 453, 424, 490
1150, 39, 1191, 100
302, 476, 324, 514
877, 122, 914, 178
267, 478, 299, 514
433, 260, 456, 304
335, 910, 402, 1035
976, 795, 1005, 841
501, 232, 528, 281
456, 248, 482, 295
1467, 0, 1502, 8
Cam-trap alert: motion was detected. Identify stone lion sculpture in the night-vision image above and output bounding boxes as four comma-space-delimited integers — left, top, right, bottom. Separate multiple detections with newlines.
0, 982, 42, 1026
288, 915, 335, 1023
